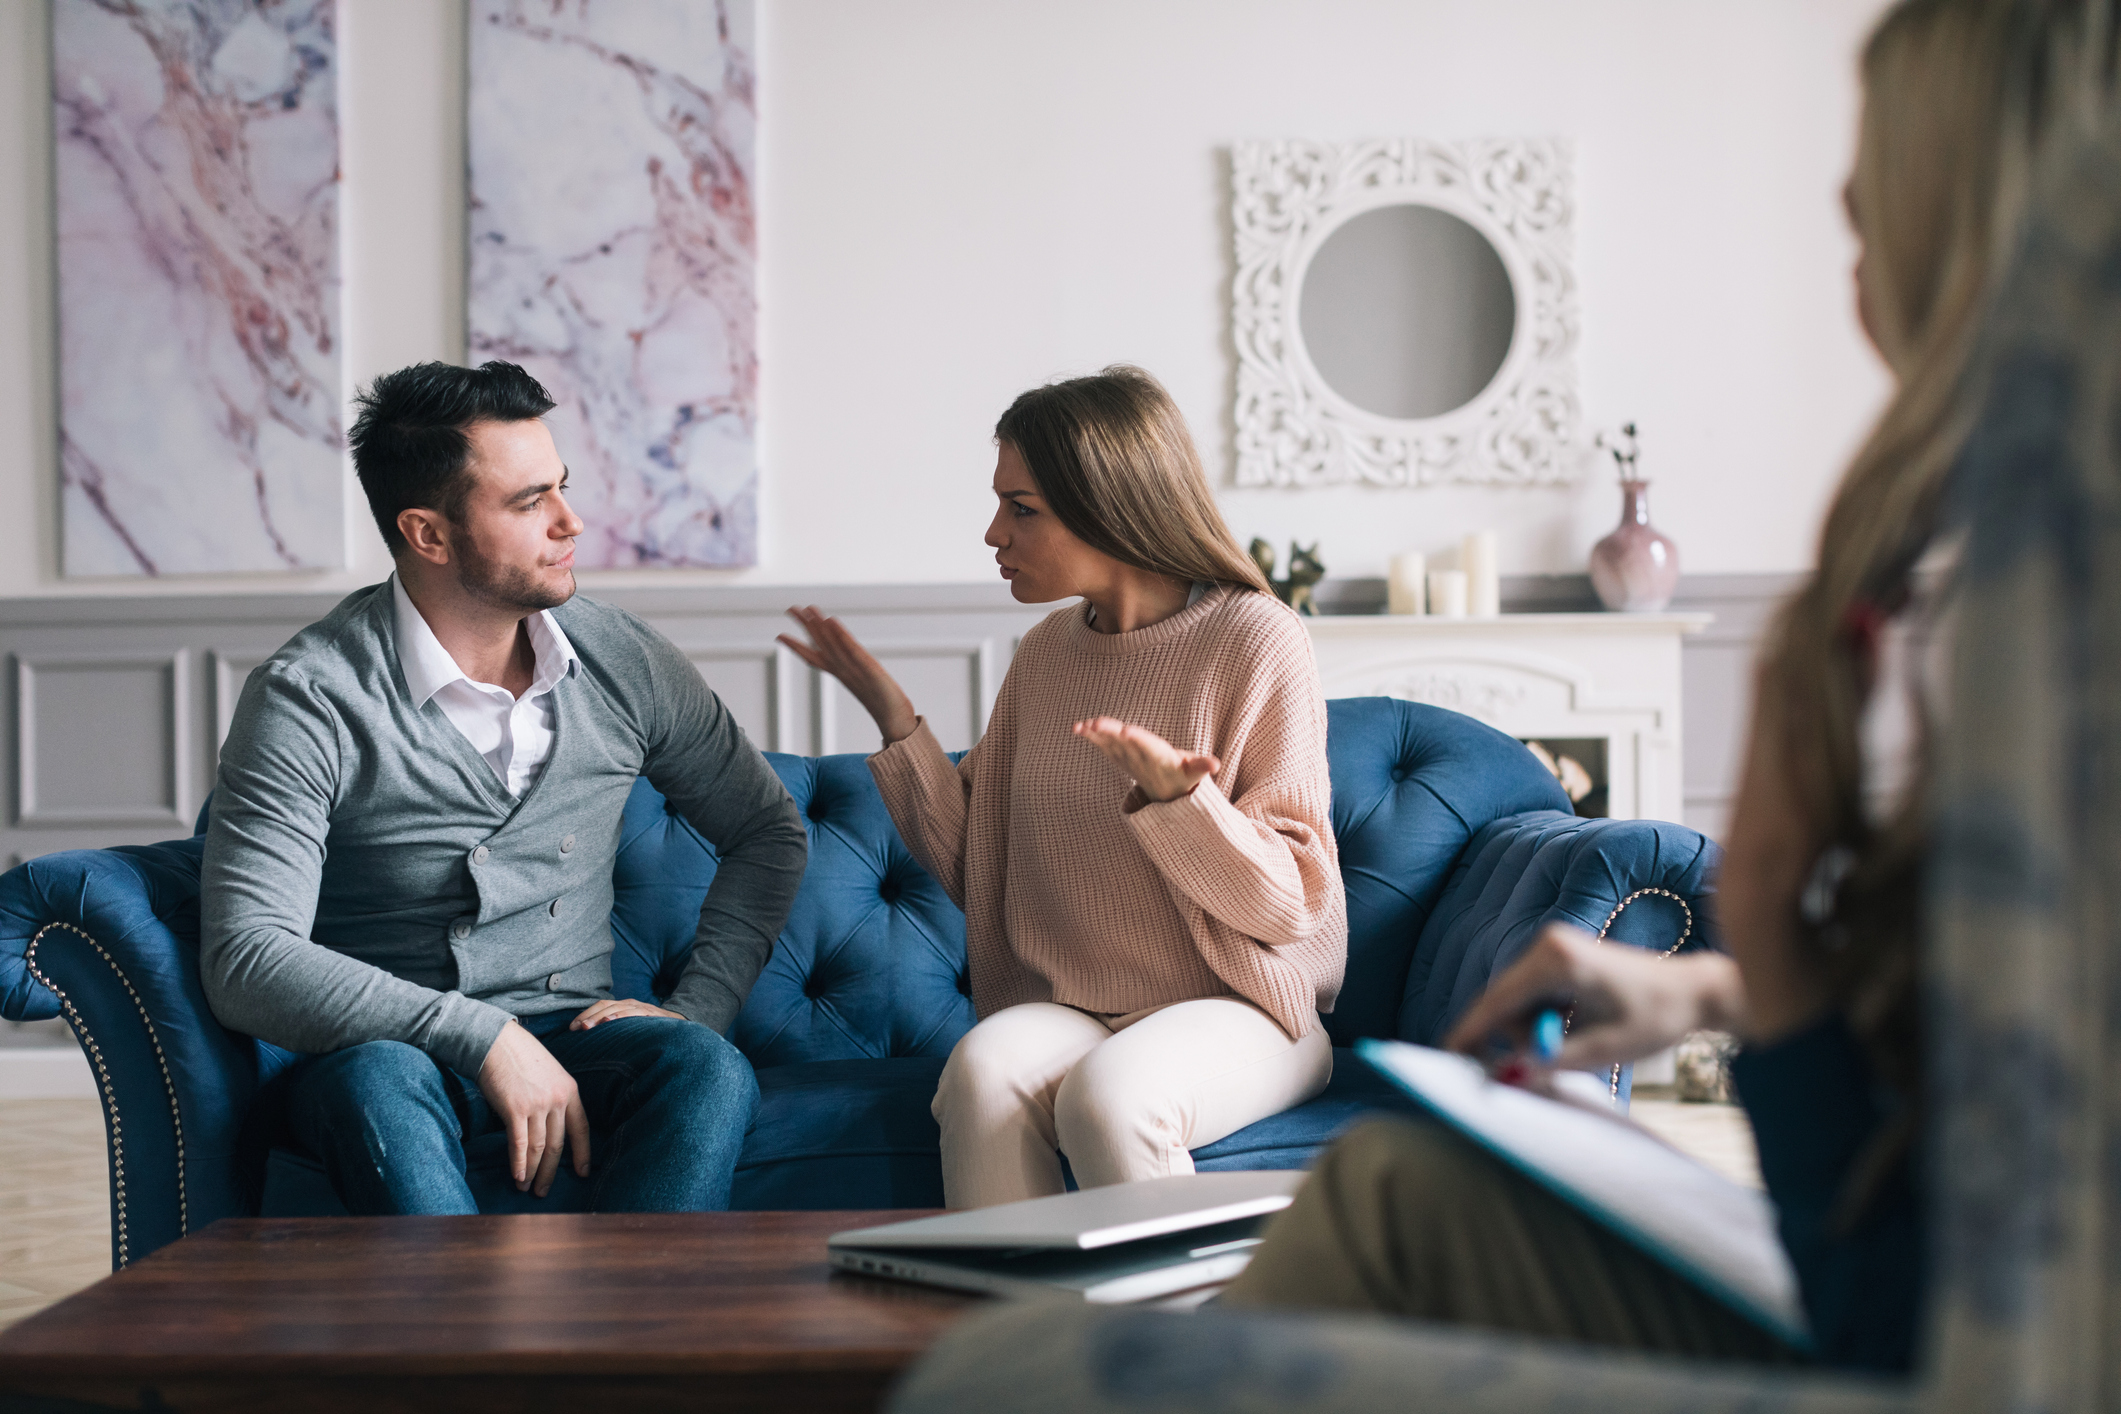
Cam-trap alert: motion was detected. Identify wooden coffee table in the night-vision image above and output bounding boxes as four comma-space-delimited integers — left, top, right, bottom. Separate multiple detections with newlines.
0, 1212, 981, 1412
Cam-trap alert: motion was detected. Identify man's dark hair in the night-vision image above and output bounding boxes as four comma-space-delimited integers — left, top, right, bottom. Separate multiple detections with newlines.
348, 360, 557, 554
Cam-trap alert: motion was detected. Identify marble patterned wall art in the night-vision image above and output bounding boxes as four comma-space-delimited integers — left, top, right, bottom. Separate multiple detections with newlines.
53, 0, 344, 577
469, 0, 758, 569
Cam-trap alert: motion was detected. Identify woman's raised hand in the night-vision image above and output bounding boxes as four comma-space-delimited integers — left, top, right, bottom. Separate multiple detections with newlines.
1073, 717, 1221, 804
779, 607, 920, 746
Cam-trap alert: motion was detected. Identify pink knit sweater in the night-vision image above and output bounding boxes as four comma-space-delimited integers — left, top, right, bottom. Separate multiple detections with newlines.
867, 585, 1347, 1039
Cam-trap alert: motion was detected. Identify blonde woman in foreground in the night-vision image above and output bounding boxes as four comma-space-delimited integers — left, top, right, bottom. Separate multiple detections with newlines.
780, 367, 1348, 1210
1221, 0, 2121, 1374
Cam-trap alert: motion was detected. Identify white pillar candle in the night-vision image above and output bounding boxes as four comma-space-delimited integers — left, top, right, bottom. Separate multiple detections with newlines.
1427, 569, 1469, 618
1462, 530, 1500, 617
1387, 552, 1427, 615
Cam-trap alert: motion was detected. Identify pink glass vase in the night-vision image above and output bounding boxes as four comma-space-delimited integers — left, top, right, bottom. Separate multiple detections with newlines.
1589, 479, 1679, 612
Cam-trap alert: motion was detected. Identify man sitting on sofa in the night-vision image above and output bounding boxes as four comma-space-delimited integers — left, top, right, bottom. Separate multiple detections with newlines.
200, 359, 808, 1215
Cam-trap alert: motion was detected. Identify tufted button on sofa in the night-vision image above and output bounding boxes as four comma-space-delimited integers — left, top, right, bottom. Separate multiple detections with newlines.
0, 698, 1720, 1268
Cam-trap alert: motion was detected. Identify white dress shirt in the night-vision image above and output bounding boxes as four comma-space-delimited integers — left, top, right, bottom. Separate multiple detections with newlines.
391, 574, 578, 798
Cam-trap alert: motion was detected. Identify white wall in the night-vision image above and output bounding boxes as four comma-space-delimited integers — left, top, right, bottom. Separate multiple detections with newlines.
0, 0, 1893, 598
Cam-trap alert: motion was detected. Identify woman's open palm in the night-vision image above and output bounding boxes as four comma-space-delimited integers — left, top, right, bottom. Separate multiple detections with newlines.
1074, 717, 1220, 803
779, 607, 919, 745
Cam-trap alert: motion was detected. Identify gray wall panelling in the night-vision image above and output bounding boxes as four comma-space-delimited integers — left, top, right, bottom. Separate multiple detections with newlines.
1666, 574, 1802, 841
0, 574, 1795, 868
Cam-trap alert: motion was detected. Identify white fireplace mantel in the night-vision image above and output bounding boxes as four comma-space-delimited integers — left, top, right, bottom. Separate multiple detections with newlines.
1303, 612, 1712, 823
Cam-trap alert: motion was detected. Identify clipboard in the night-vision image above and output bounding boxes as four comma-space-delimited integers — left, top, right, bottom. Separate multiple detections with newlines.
1356, 1037, 1811, 1351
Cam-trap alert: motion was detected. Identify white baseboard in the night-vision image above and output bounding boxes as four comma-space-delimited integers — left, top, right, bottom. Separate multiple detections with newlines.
0, 1045, 97, 1099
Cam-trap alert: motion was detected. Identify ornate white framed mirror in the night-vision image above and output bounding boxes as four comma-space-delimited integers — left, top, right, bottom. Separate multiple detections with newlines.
1232, 138, 1583, 487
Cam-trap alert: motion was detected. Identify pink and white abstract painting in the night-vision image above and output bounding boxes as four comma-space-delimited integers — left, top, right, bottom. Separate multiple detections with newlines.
469, 0, 758, 569
53, 0, 343, 578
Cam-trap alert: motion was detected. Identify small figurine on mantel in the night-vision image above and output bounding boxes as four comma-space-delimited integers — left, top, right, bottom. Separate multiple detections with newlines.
1249, 538, 1325, 616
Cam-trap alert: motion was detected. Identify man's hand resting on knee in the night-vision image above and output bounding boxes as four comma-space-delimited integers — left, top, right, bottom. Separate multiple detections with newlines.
570, 998, 683, 1029
478, 1019, 591, 1196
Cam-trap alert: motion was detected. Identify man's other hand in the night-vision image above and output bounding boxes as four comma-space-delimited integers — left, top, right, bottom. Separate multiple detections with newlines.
477, 1019, 590, 1196
570, 998, 684, 1030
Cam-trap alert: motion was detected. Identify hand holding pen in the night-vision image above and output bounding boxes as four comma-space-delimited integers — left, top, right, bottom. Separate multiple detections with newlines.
1471, 1007, 1566, 1088
1443, 923, 1745, 1077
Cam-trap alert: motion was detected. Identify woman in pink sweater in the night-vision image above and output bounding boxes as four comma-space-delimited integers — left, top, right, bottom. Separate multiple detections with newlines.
782, 366, 1348, 1208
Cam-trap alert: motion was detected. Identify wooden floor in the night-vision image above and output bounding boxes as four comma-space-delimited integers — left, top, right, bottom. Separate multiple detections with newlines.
1630, 1096, 1763, 1190
0, 1094, 1761, 1332
0, 1099, 109, 1330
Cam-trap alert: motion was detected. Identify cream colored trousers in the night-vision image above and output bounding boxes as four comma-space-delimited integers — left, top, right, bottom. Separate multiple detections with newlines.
932, 997, 1334, 1209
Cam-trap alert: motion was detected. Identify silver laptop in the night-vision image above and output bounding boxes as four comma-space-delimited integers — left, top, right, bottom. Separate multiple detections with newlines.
828, 1171, 1305, 1304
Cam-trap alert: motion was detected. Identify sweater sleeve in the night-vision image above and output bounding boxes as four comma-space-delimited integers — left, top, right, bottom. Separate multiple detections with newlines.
636, 629, 810, 1035
1730, 1016, 1924, 1371
1122, 635, 1341, 950
867, 718, 980, 908
200, 666, 513, 1078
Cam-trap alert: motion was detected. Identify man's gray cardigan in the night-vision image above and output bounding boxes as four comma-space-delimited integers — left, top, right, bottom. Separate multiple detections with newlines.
200, 583, 808, 1078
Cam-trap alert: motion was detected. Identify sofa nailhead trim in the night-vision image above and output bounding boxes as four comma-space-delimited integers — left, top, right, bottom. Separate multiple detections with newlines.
23, 921, 190, 1269
1592, 887, 1696, 1101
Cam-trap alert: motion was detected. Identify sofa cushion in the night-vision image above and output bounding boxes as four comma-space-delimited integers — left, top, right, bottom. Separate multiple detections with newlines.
1400, 811, 1722, 1045
737, 757, 975, 1066
1322, 698, 1572, 1047
733, 1057, 951, 1209
609, 754, 977, 1068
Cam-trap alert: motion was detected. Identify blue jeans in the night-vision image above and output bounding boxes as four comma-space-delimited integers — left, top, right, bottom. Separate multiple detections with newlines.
282, 1011, 758, 1215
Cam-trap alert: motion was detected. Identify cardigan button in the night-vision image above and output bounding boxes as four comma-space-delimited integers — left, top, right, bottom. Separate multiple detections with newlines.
547, 972, 564, 991
560, 835, 575, 855
472, 845, 490, 865
548, 899, 561, 919
451, 920, 471, 942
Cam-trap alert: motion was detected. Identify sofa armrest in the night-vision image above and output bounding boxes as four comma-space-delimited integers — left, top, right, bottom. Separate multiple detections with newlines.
1399, 811, 1722, 1049
886, 1301, 1908, 1414
0, 841, 282, 1268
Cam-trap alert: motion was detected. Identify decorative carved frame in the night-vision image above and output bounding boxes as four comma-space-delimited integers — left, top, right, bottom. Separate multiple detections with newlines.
1232, 138, 1583, 488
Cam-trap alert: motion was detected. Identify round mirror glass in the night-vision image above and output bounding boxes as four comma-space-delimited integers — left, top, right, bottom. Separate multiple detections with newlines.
1297, 203, 1516, 421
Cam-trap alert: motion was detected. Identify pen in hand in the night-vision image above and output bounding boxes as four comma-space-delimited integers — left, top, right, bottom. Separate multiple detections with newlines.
1531, 1008, 1565, 1063
1484, 1007, 1566, 1087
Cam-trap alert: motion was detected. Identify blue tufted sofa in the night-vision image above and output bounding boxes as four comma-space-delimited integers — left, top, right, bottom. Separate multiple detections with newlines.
0, 698, 1719, 1269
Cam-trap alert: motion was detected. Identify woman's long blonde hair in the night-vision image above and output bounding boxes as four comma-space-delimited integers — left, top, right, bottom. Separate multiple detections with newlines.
1761, 0, 2120, 1097
994, 366, 1273, 596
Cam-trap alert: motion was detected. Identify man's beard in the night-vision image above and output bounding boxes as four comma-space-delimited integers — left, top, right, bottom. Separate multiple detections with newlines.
458, 538, 576, 613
